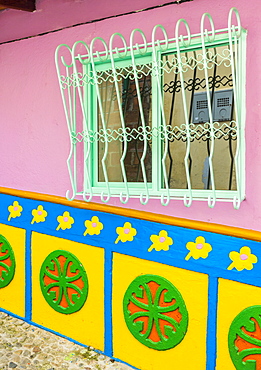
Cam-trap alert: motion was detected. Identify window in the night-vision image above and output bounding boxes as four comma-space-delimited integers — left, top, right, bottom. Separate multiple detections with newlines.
56, 7, 246, 208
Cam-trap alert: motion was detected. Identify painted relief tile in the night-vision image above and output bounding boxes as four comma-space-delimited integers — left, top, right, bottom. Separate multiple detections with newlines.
8, 201, 23, 221
227, 247, 258, 271
115, 222, 137, 244
185, 236, 212, 261
83, 216, 103, 236
148, 230, 173, 252
31, 205, 48, 224
56, 211, 74, 231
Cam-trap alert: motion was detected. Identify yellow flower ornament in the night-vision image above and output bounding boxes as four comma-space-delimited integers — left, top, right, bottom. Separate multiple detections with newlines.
185, 236, 212, 261
56, 211, 74, 231
8, 201, 23, 221
31, 205, 48, 224
227, 246, 258, 271
148, 230, 173, 252
115, 222, 137, 244
84, 216, 103, 236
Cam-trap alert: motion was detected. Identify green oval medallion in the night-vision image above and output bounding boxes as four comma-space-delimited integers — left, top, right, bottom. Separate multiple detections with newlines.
123, 274, 188, 350
40, 250, 88, 314
0, 235, 16, 289
228, 305, 261, 370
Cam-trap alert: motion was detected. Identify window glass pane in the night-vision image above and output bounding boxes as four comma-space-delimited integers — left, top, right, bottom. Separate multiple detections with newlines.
97, 65, 152, 183
162, 44, 237, 191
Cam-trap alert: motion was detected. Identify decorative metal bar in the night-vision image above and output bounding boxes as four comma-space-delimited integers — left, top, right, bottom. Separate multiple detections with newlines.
55, 44, 77, 201
163, 74, 233, 95
200, 13, 216, 208
133, 74, 149, 183
187, 53, 198, 182
152, 25, 170, 206
228, 121, 235, 191
109, 33, 130, 204
63, 51, 232, 91
70, 123, 237, 144
90, 37, 111, 203
207, 49, 217, 191
175, 19, 193, 207
228, 7, 243, 209
72, 41, 93, 202
166, 62, 178, 185
130, 29, 150, 205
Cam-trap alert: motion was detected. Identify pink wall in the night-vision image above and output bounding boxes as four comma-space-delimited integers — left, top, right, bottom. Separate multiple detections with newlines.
1, 0, 261, 231
0, 0, 191, 44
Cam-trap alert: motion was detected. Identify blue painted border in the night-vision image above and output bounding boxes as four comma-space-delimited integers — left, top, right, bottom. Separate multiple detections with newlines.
25, 229, 32, 321
206, 276, 218, 370
104, 249, 113, 357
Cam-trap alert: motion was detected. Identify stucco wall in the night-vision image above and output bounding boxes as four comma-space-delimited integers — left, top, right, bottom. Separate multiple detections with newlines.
1, 0, 261, 230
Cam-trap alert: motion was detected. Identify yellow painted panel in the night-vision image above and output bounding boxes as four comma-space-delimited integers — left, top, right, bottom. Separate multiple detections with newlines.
112, 253, 208, 370
31, 232, 104, 351
0, 224, 25, 317
216, 279, 261, 370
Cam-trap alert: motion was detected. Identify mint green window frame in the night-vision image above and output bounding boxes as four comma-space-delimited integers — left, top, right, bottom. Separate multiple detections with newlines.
55, 7, 246, 208
89, 55, 156, 197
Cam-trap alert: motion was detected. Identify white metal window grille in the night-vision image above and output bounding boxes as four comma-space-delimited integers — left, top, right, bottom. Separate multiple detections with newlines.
55, 7, 246, 208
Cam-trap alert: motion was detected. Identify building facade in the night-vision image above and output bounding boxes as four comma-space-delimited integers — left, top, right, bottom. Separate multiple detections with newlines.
0, 0, 260, 369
